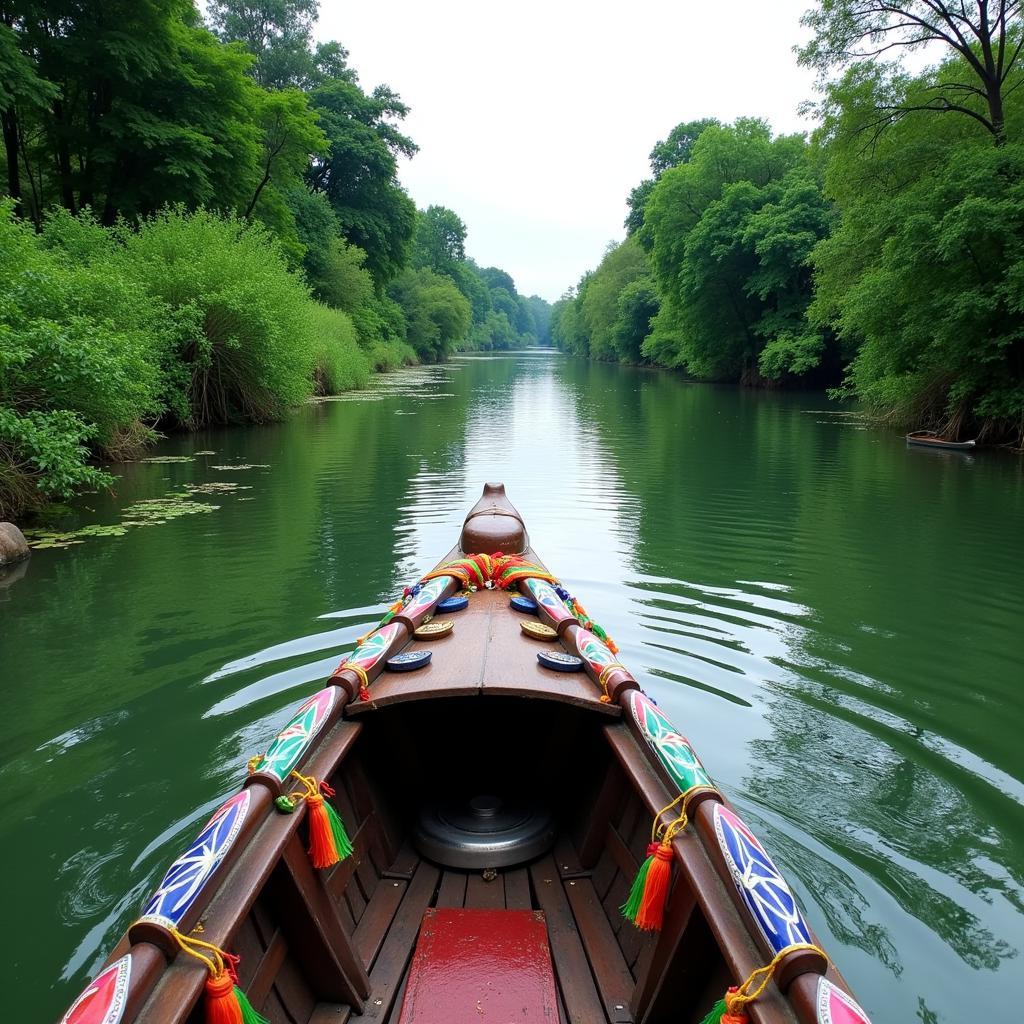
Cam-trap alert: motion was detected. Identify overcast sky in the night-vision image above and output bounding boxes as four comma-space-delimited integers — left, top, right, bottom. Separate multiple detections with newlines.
316, 1, 818, 301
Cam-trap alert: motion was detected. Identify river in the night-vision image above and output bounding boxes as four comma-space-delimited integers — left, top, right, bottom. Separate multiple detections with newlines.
1, 352, 1021, 1022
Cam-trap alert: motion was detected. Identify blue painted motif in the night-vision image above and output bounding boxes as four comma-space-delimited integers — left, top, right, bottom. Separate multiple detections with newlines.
138, 790, 250, 930
713, 803, 812, 954
537, 650, 583, 672
386, 650, 432, 671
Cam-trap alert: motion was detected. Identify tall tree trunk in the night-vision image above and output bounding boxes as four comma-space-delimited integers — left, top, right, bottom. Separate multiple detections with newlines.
52, 98, 76, 212
1, 107, 21, 209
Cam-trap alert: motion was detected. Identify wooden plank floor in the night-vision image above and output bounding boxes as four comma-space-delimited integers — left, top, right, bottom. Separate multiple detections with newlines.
310, 843, 636, 1024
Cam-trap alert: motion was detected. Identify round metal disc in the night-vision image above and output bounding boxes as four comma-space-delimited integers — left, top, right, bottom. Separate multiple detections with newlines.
521, 620, 557, 641
509, 595, 539, 615
537, 650, 584, 672
437, 595, 469, 612
385, 650, 432, 672
414, 619, 454, 640
415, 794, 555, 869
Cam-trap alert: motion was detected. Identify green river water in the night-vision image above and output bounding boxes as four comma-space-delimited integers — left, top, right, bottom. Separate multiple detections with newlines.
1, 352, 1021, 1023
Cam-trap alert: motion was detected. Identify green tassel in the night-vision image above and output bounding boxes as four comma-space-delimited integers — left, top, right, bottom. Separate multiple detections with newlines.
620, 852, 653, 922
698, 997, 728, 1024
233, 986, 270, 1024
324, 799, 353, 860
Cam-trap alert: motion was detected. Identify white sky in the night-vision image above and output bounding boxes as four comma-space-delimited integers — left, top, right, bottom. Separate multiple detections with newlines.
317, 1, 818, 301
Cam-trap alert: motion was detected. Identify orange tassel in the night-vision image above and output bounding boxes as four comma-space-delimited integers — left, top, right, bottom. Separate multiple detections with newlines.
205, 971, 243, 1024
306, 793, 340, 868
634, 841, 673, 931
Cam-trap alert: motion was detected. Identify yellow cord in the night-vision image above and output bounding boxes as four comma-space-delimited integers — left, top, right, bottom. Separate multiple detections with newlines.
725, 943, 829, 1015
650, 784, 718, 845
167, 928, 226, 978
597, 663, 626, 702
341, 662, 370, 699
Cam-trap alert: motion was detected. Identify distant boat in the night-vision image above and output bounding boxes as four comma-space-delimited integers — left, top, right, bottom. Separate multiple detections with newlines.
906, 430, 976, 450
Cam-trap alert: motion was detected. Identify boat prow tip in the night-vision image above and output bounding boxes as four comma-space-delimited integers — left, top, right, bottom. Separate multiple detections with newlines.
460, 482, 528, 554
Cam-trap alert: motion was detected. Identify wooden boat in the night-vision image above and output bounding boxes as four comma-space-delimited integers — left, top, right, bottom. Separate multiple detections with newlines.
906, 430, 976, 450
60, 484, 872, 1024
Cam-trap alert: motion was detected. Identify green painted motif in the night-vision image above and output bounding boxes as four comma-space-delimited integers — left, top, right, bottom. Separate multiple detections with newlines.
255, 688, 337, 782
629, 691, 714, 793
576, 628, 615, 668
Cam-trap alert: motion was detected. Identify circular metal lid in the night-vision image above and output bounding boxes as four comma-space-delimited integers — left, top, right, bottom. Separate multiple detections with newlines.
415, 794, 554, 869
437, 595, 469, 612
510, 595, 539, 615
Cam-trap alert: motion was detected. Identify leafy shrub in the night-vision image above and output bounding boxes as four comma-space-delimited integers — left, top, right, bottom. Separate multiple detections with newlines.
307, 304, 371, 394
114, 208, 320, 426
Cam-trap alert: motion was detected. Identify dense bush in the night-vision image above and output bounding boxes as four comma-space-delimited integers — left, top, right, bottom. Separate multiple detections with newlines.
0, 204, 384, 519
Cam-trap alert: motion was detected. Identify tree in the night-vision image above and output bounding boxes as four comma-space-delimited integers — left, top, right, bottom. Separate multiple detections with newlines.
389, 267, 471, 361
626, 118, 719, 234
810, 58, 1024, 442
800, 0, 1024, 145
244, 87, 325, 218
207, 0, 319, 88
642, 120, 830, 382
412, 205, 466, 275
307, 78, 417, 285
0, 20, 56, 210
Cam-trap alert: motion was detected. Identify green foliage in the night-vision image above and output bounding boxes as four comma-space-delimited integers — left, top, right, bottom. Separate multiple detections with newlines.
577, 237, 656, 362
811, 64, 1024, 441
307, 304, 371, 394
413, 205, 467, 276
307, 78, 417, 286
388, 268, 472, 362
114, 208, 324, 425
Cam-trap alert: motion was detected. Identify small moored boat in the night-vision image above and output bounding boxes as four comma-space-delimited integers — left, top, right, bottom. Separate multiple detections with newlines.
60, 484, 872, 1024
906, 431, 976, 450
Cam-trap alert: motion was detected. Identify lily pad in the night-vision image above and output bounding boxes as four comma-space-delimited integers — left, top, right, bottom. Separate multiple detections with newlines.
141, 456, 195, 464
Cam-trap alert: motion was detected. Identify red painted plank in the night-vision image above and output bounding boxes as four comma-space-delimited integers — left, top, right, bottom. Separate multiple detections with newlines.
397, 908, 558, 1023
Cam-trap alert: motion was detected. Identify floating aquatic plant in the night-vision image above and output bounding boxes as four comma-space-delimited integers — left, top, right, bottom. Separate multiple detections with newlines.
140, 456, 195, 464
208, 464, 269, 471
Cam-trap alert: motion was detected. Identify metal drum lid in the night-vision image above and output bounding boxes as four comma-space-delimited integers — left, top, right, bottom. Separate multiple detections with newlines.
537, 650, 584, 672
509, 595, 538, 615
385, 650, 432, 672
437, 595, 469, 613
414, 794, 555, 869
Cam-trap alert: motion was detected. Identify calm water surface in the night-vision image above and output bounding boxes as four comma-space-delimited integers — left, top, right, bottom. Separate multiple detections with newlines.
1, 353, 1021, 1022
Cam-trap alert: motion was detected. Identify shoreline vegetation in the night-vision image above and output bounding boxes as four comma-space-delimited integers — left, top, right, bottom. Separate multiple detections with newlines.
0, 1, 552, 520
552, 4, 1024, 452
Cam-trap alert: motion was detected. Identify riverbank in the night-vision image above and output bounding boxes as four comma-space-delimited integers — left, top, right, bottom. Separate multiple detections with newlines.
0, 205, 422, 523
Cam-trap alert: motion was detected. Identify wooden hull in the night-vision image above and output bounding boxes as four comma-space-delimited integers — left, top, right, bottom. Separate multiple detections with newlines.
906, 431, 976, 450
59, 485, 872, 1024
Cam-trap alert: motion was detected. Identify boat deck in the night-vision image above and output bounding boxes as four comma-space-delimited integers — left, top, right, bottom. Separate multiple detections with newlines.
346, 582, 620, 718
304, 836, 644, 1024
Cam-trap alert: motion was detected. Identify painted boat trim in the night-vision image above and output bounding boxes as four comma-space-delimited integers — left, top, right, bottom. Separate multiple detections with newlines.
524, 578, 573, 623
346, 621, 403, 672
713, 803, 812, 954
627, 690, 714, 793
400, 576, 451, 621
137, 790, 251, 930
575, 627, 616, 672
61, 954, 131, 1024
254, 687, 338, 783
816, 977, 872, 1024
